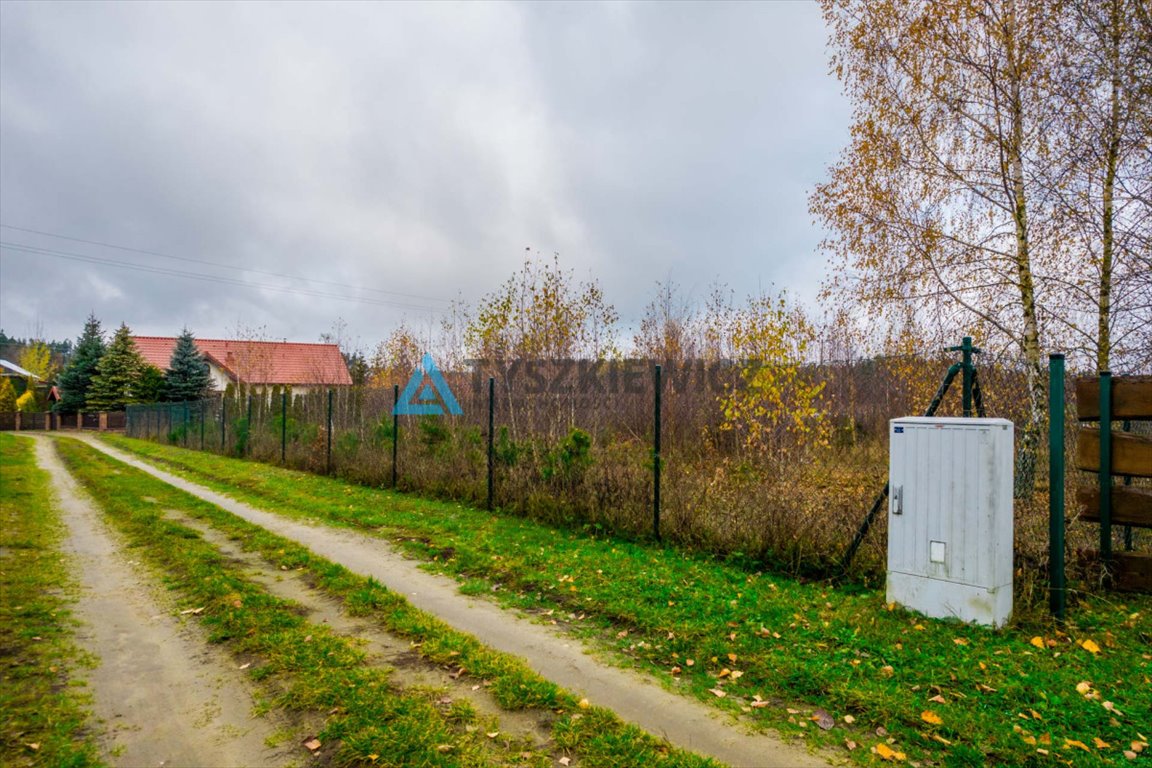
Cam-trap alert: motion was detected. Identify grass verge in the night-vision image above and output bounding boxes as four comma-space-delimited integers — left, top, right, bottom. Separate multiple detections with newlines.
0, 433, 102, 767
58, 436, 716, 767
101, 434, 1152, 766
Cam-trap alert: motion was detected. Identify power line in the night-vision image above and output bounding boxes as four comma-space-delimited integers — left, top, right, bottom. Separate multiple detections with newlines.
0, 223, 451, 305
0, 241, 442, 313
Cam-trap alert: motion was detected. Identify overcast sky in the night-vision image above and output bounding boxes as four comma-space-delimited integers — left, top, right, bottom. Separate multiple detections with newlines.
0, 0, 849, 355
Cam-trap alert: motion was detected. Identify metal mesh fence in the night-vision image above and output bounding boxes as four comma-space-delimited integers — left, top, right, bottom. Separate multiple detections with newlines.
123, 353, 1150, 593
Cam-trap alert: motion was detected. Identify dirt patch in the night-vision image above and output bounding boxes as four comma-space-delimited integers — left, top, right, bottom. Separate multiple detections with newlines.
31, 436, 295, 768
74, 435, 830, 768
161, 507, 555, 750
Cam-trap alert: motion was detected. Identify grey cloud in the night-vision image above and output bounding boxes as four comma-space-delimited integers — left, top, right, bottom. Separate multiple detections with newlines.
0, 1, 848, 350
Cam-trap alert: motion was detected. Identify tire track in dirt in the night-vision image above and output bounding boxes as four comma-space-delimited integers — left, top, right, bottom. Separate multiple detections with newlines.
73, 435, 829, 768
31, 436, 295, 768
158, 504, 557, 754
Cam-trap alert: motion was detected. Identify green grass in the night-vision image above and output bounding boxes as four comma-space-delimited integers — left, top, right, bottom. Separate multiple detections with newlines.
0, 433, 103, 768
100, 433, 1152, 766
58, 437, 716, 767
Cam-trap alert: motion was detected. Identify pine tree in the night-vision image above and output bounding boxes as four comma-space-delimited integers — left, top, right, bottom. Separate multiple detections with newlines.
56, 314, 106, 414
86, 323, 145, 411
164, 328, 212, 401
0, 377, 17, 412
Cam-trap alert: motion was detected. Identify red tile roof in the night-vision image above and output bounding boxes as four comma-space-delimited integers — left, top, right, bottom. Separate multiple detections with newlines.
132, 337, 352, 386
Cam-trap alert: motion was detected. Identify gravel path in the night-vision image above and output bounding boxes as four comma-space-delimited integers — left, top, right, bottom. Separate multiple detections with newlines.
71, 434, 829, 768
32, 436, 293, 768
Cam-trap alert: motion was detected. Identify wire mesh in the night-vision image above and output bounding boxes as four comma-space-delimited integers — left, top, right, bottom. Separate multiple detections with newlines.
121, 351, 1150, 597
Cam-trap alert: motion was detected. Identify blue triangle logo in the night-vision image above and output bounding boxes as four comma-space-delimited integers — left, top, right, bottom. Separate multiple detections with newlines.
393, 354, 462, 416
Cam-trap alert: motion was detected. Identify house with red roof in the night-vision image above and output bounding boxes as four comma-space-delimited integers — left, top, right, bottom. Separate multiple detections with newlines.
132, 337, 352, 394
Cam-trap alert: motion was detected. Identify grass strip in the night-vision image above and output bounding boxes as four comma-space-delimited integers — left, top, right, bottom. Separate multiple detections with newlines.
0, 433, 102, 768
102, 434, 1152, 766
60, 437, 716, 767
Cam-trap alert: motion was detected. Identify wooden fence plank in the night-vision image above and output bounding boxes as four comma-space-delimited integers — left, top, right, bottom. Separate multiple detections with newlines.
1076, 429, 1152, 476
1076, 376, 1152, 420
1076, 486, 1152, 529
1115, 552, 1152, 593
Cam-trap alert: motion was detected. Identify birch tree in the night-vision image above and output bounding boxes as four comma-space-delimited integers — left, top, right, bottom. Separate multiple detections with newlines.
812, 0, 1072, 485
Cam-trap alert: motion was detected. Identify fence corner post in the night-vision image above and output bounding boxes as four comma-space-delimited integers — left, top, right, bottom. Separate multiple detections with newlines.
1048, 353, 1066, 622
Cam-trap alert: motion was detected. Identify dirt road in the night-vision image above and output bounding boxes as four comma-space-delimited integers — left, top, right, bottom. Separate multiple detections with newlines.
32, 435, 293, 768
71, 434, 829, 768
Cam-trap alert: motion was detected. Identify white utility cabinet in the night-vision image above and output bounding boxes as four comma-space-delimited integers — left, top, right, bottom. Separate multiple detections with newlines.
887, 417, 1015, 627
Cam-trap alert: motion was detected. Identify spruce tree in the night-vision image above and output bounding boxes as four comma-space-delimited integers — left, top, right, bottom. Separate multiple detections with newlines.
86, 323, 145, 411
56, 314, 106, 414
164, 328, 212, 401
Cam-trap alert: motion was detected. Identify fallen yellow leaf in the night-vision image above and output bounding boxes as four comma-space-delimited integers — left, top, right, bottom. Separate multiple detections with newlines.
578, 698, 590, 709
1030, 636, 1046, 650
1081, 639, 1101, 654
1094, 738, 1111, 749
708, 688, 727, 698
953, 638, 969, 646
874, 743, 905, 761
1066, 739, 1091, 752
921, 710, 943, 725
1076, 681, 1092, 696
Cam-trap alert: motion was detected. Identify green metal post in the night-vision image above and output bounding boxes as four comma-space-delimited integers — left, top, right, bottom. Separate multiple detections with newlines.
246, 394, 253, 456
281, 391, 288, 465
326, 388, 333, 475
199, 401, 205, 450
487, 377, 494, 511
1099, 371, 1112, 569
220, 396, 227, 451
392, 384, 399, 488
1123, 420, 1133, 551
947, 336, 980, 417
1048, 354, 1066, 622
654, 364, 662, 542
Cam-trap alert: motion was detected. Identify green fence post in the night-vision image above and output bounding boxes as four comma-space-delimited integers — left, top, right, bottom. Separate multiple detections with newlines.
1123, 419, 1133, 551
183, 401, 189, 446
281, 391, 288, 465
1048, 354, 1066, 622
221, 396, 227, 451
1099, 371, 1112, 571
654, 364, 662, 542
946, 336, 980, 417
487, 377, 494, 511
326, 388, 333, 475
246, 394, 253, 456
392, 384, 399, 489
199, 401, 205, 450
